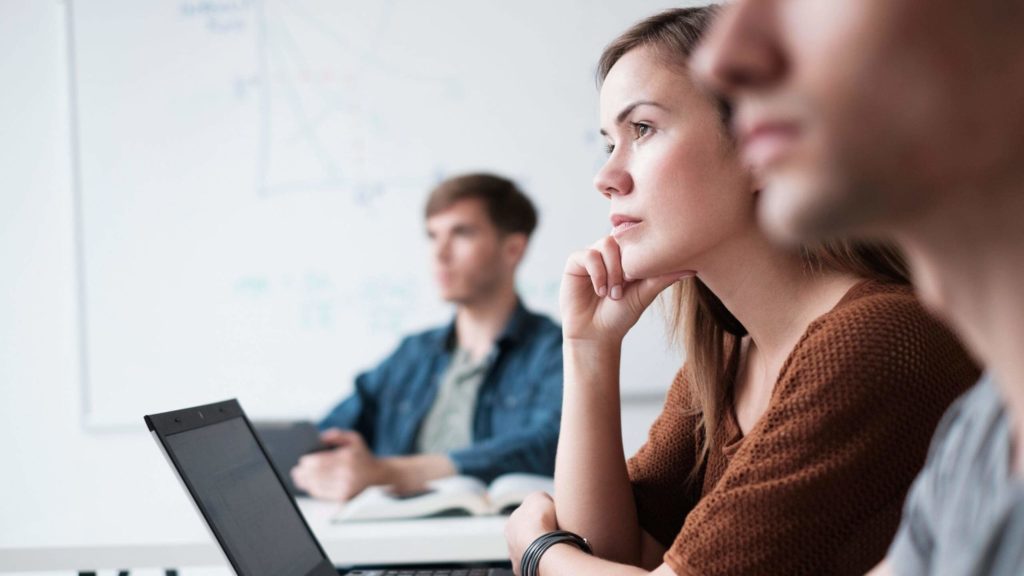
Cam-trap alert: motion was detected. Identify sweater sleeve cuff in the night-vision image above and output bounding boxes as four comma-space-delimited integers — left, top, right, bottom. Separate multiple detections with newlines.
663, 549, 704, 576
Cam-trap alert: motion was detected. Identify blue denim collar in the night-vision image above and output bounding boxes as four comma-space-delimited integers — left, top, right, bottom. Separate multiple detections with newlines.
434, 297, 532, 353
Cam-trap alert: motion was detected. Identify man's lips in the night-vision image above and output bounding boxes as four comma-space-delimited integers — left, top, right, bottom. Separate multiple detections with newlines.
738, 120, 801, 172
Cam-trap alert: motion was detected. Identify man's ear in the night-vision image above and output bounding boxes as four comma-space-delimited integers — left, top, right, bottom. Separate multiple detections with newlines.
502, 233, 529, 267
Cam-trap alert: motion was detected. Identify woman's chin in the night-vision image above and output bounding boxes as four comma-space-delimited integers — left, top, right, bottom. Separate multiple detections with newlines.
621, 258, 661, 282
623, 254, 693, 283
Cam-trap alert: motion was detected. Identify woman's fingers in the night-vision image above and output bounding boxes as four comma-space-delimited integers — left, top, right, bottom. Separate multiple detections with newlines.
595, 236, 625, 300
568, 236, 689, 303
569, 237, 625, 299
567, 248, 609, 297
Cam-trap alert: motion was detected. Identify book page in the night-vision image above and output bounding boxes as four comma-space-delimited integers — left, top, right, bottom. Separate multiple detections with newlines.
486, 473, 554, 514
333, 475, 489, 522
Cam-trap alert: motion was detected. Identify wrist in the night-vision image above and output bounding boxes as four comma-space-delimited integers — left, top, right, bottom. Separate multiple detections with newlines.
379, 454, 455, 488
564, 339, 622, 382
564, 337, 622, 358
537, 541, 583, 576
373, 457, 400, 486
521, 530, 594, 576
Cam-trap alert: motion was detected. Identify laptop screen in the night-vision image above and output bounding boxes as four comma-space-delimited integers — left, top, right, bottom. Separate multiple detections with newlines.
159, 412, 328, 576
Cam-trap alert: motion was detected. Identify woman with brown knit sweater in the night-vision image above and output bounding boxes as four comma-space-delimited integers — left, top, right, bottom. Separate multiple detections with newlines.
504, 7, 978, 576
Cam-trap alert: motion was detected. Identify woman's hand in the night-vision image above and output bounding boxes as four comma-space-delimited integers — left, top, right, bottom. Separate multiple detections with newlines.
561, 236, 691, 346
505, 492, 559, 576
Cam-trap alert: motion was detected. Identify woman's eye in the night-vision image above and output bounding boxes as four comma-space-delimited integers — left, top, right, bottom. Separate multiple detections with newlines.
603, 123, 650, 155
632, 122, 652, 139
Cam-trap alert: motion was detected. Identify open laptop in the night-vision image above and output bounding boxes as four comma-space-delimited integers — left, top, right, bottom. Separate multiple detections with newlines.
146, 399, 512, 576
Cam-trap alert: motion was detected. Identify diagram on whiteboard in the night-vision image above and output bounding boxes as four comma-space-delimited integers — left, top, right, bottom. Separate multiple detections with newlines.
71, 0, 683, 428
178, 0, 462, 203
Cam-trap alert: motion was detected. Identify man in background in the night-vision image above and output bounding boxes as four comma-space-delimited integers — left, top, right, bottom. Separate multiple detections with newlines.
292, 173, 563, 501
695, 1, 1024, 573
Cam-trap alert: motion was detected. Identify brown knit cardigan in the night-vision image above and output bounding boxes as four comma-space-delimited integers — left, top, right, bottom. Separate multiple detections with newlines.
627, 281, 978, 576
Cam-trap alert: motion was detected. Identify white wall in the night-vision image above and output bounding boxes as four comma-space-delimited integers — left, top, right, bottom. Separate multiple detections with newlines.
0, 0, 219, 565
0, 0, 670, 573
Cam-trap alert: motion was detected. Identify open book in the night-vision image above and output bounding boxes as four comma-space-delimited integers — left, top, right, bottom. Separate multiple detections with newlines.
332, 473, 554, 523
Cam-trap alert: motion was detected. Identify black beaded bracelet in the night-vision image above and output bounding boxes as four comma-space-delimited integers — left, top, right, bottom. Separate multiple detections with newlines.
520, 530, 593, 576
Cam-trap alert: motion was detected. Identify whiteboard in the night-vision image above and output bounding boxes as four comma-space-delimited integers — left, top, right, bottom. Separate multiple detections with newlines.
71, 0, 695, 427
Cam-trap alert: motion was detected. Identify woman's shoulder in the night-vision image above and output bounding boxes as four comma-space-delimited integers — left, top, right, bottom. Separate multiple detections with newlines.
788, 279, 976, 383
825, 278, 919, 320
666, 365, 698, 409
772, 278, 978, 419
805, 279, 933, 346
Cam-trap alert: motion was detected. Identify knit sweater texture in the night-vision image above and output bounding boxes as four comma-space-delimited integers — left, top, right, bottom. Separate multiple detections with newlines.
627, 280, 979, 576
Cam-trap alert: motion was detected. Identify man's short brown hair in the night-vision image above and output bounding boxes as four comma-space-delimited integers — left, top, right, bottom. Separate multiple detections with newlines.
424, 173, 538, 237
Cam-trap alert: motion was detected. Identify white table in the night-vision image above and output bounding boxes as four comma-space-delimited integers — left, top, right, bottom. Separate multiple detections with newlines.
0, 499, 510, 573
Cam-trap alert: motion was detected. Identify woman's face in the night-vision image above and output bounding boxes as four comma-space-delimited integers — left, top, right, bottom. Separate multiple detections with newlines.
597, 46, 753, 280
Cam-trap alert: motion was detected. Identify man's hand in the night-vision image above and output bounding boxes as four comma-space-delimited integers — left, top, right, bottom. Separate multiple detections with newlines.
290, 429, 384, 502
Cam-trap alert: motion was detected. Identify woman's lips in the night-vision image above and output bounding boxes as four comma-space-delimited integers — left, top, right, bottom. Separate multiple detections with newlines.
610, 215, 642, 238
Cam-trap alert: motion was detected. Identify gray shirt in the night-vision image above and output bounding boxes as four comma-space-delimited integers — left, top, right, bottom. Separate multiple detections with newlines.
888, 375, 1024, 575
415, 347, 494, 455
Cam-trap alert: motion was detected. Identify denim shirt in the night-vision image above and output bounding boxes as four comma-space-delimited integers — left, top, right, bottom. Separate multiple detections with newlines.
320, 300, 563, 482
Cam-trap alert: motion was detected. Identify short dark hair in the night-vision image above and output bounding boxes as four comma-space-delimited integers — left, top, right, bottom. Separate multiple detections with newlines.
424, 173, 538, 237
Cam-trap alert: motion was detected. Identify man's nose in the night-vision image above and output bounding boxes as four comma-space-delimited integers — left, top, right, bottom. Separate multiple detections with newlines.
433, 238, 452, 261
691, 1, 786, 97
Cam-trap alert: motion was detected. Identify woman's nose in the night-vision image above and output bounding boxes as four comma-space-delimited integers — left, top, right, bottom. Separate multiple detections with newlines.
593, 155, 633, 199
